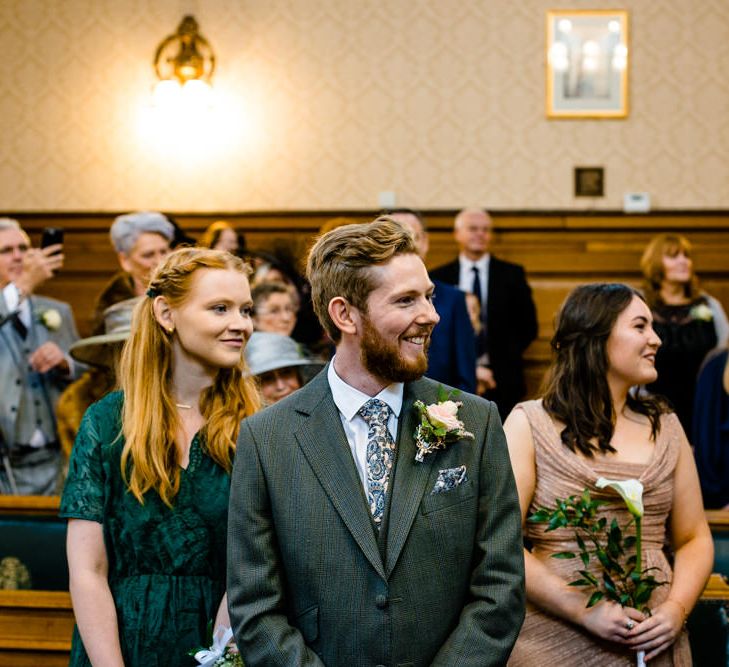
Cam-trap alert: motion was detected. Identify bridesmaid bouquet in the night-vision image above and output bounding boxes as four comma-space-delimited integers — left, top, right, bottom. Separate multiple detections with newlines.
189, 624, 243, 666
528, 477, 665, 667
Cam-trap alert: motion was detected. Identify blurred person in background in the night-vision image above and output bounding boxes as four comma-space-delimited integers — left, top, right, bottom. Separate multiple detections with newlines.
692, 345, 729, 509
251, 241, 325, 351
245, 331, 324, 405
251, 281, 298, 338
641, 233, 729, 433
56, 298, 139, 463
432, 208, 538, 418
0, 217, 81, 494
199, 220, 239, 255
92, 211, 173, 334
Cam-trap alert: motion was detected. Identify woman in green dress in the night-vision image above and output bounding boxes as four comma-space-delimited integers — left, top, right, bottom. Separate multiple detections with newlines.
61, 247, 260, 666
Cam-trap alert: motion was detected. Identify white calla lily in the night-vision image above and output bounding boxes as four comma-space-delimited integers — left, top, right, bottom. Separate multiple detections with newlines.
595, 477, 644, 517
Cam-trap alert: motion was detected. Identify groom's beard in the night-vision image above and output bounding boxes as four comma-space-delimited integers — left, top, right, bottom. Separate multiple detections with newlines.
360, 315, 431, 383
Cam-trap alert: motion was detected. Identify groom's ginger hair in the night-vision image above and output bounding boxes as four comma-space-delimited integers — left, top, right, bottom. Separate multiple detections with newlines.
306, 217, 417, 342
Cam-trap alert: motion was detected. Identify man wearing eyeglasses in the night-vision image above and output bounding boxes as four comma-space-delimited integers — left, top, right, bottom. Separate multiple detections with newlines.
0, 218, 80, 495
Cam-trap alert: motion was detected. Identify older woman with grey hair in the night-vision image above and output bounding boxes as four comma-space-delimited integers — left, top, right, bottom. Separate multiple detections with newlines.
92, 211, 174, 334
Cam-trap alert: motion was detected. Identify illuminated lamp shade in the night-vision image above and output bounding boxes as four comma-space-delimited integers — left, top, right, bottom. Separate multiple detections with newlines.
153, 79, 182, 107
152, 15, 215, 105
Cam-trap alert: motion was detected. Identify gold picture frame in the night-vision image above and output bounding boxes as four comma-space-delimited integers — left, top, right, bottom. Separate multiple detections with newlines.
546, 9, 629, 118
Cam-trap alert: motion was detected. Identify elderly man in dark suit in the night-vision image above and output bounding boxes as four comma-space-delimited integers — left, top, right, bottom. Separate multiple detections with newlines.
431, 208, 538, 419
387, 208, 476, 394
228, 217, 525, 666
0, 218, 80, 494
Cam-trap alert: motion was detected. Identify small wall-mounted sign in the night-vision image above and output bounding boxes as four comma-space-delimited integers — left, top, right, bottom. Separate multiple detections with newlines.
574, 167, 604, 197
623, 192, 651, 213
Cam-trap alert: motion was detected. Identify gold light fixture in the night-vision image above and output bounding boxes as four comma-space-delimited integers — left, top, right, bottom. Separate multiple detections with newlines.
152, 15, 216, 107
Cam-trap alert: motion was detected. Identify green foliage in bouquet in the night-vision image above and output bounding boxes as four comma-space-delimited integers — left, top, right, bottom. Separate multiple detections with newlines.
528, 487, 666, 612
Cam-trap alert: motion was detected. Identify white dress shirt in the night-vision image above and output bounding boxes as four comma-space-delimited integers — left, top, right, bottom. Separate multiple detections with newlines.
3, 282, 30, 327
458, 253, 490, 310
327, 359, 403, 496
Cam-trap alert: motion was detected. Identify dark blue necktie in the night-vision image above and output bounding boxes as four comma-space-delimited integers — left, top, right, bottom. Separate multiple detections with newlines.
11, 312, 27, 340
471, 266, 488, 357
471, 266, 482, 306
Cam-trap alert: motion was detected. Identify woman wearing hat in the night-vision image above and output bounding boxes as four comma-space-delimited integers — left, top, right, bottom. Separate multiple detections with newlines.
245, 331, 324, 405
61, 248, 259, 666
56, 297, 140, 461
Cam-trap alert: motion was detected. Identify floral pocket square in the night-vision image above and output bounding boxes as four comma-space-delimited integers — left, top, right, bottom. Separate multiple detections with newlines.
431, 465, 468, 495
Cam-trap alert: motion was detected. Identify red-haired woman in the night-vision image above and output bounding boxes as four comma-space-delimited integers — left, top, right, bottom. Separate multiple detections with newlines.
61, 248, 260, 666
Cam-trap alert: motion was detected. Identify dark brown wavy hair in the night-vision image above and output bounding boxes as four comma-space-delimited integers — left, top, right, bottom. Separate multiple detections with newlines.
542, 283, 668, 457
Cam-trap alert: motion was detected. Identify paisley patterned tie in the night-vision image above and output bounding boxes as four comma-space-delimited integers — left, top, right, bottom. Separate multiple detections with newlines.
358, 398, 395, 529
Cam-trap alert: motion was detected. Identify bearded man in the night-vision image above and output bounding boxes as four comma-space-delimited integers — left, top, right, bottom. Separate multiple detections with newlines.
227, 218, 525, 666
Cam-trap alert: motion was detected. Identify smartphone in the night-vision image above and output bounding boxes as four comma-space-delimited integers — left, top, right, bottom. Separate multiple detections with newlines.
40, 227, 64, 253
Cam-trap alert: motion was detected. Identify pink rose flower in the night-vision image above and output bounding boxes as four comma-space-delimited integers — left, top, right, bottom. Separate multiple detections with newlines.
426, 400, 462, 431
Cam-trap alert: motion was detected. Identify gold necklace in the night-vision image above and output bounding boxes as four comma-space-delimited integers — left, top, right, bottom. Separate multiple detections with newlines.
176, 403, 193, 409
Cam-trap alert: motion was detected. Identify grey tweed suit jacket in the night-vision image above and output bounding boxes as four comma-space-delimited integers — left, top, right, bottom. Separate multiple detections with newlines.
227, 369, 525, 667
0, 292, 79, 446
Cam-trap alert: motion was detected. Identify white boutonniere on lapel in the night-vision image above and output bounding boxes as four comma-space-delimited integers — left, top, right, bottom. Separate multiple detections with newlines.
689, 303, 713, 322
413, 386, 474, 462
38, 308, 62, 331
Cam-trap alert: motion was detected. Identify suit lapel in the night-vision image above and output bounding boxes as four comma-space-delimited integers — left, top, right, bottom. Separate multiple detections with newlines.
385, 379, 437, 576
293, 371, 386, 580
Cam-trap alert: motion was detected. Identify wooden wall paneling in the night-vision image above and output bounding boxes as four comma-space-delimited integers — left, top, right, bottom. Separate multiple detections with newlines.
0, 591, 73, 665
10, 212, 729, 396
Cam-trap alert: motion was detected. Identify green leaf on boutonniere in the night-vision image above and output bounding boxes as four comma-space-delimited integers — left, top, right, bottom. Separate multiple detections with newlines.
552, 551, 576, 559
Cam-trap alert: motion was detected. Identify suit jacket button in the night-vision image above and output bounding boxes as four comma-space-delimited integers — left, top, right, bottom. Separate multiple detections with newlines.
375, 594, 387, 609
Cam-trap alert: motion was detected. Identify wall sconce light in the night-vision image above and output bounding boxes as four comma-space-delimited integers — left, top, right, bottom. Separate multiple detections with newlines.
152, 15, 216, 108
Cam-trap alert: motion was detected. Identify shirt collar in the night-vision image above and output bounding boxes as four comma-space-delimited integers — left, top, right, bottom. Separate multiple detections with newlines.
459, 253, 490, 272
2, 283, 21, 311
328, 357, 403, 422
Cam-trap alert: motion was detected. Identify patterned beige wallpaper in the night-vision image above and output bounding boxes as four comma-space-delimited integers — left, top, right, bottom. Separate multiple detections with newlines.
1, 0, 728, 212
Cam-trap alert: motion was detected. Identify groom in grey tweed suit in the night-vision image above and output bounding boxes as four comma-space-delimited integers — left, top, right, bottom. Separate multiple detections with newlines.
228, 218, 525, 666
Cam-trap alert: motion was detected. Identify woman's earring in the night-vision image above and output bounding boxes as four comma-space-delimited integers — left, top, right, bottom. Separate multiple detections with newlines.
167, 327, 174, 334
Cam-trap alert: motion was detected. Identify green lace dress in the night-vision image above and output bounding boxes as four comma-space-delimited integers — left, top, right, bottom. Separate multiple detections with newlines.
60, 391, 230, 667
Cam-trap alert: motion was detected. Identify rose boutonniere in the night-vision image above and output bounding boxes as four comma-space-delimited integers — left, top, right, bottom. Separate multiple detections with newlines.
39, 308, 62, 331
413, 386, 474, 462
690, 303, 713, 322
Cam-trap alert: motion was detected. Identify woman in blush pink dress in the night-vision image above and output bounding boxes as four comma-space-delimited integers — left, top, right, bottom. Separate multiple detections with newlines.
505, 283, 713, 666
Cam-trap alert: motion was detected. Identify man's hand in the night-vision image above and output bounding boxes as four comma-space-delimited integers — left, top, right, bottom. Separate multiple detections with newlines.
476, 365, 497, 395
16, 245, 64, 296
29, 342, 69, 374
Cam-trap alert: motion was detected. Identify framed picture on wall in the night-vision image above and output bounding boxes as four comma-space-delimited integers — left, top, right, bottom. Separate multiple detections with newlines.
546, 9, 629, 118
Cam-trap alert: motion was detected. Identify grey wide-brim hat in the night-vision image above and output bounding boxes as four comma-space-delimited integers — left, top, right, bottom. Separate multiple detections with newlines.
245, 332, 325, 379
69, 297, 141, 368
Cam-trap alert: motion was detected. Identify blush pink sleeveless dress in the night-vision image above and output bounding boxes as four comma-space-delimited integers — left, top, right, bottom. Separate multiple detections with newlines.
508, 400, 692, 667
